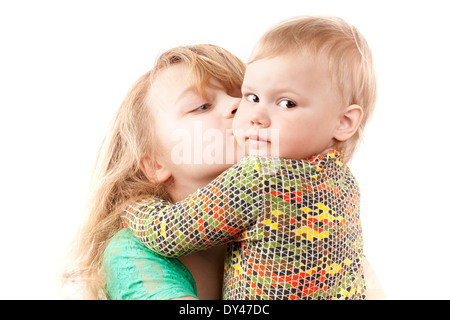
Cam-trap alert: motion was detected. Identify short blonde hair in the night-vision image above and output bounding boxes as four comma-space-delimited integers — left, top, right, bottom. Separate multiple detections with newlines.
251, 16, 377, 162
62, 44, 245, 299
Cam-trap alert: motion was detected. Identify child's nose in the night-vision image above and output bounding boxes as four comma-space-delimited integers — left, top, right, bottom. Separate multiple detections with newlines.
250, 107, 270, 128
223, 97, 240, 119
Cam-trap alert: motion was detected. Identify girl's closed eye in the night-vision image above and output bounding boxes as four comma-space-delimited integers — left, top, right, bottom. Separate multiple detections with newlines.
191, 103, 212, 113
278, 99, 297, 109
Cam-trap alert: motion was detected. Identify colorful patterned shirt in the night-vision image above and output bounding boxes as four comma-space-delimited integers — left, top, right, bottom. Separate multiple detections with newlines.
122, 150, 365, 300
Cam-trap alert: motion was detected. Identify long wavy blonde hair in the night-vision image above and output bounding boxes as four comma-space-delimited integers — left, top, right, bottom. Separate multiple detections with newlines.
63, 44, 245, 299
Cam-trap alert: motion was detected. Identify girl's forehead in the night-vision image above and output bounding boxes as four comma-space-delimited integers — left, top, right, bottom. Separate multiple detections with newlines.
149, 63, 239, 112
147, 66, 199, 112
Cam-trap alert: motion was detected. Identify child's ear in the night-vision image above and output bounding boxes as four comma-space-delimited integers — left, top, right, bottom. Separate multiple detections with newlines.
140, 157, 172, 184
334, 104, 363, 142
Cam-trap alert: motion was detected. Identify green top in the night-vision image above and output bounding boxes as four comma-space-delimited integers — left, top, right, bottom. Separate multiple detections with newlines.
103, 228, 197, 300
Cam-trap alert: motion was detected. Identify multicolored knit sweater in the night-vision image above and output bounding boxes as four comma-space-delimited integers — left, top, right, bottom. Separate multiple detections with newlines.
122, 150, 365, 300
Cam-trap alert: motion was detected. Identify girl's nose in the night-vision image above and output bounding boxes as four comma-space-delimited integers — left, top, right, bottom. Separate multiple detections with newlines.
223, 97, 240, 119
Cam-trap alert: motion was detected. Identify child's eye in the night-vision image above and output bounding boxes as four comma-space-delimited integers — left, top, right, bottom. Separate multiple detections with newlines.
193, 103, 211, 112
246, 94, 259, 103
279, 99, 297, 109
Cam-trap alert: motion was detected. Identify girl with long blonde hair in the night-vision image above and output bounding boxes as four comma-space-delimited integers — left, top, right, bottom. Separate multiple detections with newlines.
63, 44, 246, 299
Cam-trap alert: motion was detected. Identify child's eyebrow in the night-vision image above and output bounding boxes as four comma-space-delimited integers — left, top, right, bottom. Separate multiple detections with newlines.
175, 86, 198, 104
241, 84, 258, 93
174, 86, 210, 114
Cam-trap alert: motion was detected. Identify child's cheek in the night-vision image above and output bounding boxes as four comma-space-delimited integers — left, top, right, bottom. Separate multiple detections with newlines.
232, 106, 248, 130
230, 120, 244, 151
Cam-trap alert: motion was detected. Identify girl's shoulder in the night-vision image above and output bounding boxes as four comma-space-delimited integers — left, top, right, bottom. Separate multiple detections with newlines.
103, 228, 198, 300
104, 228, 149, 261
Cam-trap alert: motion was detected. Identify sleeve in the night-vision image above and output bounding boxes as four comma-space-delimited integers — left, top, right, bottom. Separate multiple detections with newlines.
103, 228, 198, 300
121, 156, 282, 257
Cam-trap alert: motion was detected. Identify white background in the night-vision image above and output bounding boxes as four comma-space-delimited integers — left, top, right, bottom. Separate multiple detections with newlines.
1, 0, 449, 299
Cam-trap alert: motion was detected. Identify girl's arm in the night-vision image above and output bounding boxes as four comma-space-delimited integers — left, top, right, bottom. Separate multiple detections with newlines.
362, 257, 386, 300
122, 156, 283, 257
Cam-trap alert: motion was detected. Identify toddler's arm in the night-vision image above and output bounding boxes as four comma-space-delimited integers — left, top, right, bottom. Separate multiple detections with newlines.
122, 156, 287, 257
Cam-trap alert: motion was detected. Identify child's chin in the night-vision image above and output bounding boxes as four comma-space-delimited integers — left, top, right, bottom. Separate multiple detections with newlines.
246, 141, 274, 157
247, 149, 271, 157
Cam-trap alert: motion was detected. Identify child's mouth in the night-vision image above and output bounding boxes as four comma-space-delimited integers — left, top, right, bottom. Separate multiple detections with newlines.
247, 134, 268, 143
